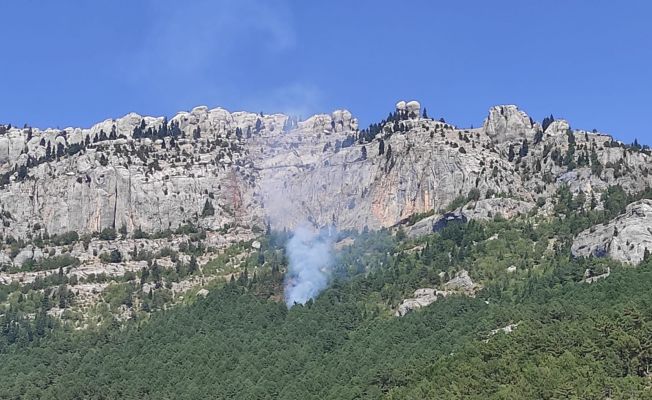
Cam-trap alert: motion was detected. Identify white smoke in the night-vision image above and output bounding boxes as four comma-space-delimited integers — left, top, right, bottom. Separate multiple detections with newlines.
284, 224, 335, 307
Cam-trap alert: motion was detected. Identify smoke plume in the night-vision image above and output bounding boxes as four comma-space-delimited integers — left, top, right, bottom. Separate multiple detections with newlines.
284, 224, 335, 307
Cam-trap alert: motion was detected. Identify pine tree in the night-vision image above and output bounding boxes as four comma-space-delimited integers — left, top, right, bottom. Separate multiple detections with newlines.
567, 129, 576, 144
58, 285, 68, 309
188, 256, 198, 274
140, 267, 149, 286
519, 139, 529, 157
201, 199, 215, 217
542, 114, 555, 131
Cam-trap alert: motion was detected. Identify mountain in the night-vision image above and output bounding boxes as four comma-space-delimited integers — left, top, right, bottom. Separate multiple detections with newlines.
2, 101, 652, 398
1, 101, 650, 239
1, 101, 651, 310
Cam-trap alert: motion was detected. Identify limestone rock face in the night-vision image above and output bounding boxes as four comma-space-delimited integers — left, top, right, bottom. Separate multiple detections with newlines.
405, 199, 534, 238
0, 101, 650, 244
572, 200, 652, 265
583, 267, 611, 283
544, 119, 570, 136
395, 270, 478, 316
462, 198, 535, 221
406, 101, 421, 118
13, 245, 44, 266
483, 105, 540, 143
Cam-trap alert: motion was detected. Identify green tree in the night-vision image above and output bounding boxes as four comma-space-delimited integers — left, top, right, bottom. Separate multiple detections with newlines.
201, 199, 215, 217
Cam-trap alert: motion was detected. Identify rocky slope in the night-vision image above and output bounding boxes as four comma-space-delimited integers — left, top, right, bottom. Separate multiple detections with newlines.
572, 199, 652, 265
1, 100, 651, 321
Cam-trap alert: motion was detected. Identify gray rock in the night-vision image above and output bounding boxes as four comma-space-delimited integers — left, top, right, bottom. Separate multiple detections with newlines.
462, 198, 534, 221
482, 105, 540, 143
0, 102, 650, 245
13, 245, 44, 266
489, 323, 519, 336
582, 267, 611, 283
395, 288, 451, 317
572, 200, 652, 265
444, 270, 475, 292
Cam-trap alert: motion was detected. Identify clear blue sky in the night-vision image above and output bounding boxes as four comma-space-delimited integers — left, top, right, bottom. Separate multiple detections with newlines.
1, 1, 650, 144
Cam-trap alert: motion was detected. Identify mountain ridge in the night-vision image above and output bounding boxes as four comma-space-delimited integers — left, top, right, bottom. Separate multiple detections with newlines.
0, 100, 651, 319
0, 101, 648, 242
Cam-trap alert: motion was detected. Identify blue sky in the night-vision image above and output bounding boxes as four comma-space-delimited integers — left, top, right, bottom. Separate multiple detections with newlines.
0, 1, 650, 144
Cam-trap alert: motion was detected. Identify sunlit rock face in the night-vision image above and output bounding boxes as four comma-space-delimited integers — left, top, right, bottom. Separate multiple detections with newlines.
573, 200, 652, 265
0, 102, 650, 243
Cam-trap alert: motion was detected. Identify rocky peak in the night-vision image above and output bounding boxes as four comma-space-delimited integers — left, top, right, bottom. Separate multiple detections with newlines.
482, 105, 541, 144
395, 100, 421, 119
543, 119, 570, 136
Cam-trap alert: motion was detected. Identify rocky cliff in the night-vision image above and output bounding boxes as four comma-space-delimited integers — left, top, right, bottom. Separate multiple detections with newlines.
1, 101, 651, 274
572, 199, 652, 265
1, 101, 650, 243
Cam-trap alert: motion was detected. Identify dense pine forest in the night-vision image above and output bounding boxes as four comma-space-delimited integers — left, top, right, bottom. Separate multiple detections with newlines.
1, 186, 652, 399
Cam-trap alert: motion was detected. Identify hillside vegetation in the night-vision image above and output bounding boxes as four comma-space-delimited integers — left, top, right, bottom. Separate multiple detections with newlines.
2, 189, 652, 399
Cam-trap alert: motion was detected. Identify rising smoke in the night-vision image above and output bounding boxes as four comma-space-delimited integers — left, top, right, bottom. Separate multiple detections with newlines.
284, 224, 335, 307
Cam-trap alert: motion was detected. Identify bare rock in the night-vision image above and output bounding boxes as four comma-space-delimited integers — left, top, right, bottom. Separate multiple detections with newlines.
444, 270, 475, 292
0, 101, 651, 244
572, 200, 652, 265
395, 288, 451, 317
13, 245, 44, 266
490, 323, 519, 336
462, 198, 534, 221
482, 105, 540, 143
583, 267, 611, 284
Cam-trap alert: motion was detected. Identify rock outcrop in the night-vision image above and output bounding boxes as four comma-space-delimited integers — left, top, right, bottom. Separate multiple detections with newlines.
572, 200, 652, 265
582, 267, 611, 283
461, 198, 535, 221
483, 105, 540, 143
395, 288, 451, 317
405, 199, 534, 237
444, 270, 476, 293
395, 270, 478, 316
